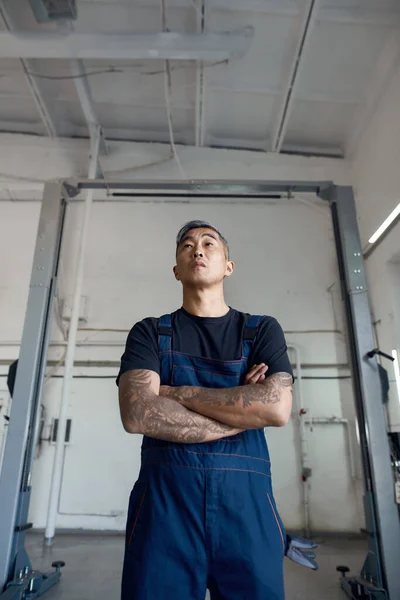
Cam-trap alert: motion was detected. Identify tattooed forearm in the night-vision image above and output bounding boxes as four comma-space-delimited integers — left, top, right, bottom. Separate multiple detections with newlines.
118, 370, 243, 443
163, 372, 293, 429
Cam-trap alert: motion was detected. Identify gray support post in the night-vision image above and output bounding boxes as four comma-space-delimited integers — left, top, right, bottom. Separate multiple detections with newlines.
328, 185, 400, 599
0, 182, 66, 593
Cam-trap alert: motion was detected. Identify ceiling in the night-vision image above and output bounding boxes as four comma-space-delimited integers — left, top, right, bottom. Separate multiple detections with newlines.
0, 0, 400, 158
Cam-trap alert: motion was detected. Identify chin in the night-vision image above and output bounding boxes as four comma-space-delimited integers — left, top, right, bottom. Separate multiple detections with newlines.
182, 273, 207, 284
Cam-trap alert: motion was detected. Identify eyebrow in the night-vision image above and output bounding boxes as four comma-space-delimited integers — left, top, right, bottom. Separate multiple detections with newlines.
180, 232, 219, 245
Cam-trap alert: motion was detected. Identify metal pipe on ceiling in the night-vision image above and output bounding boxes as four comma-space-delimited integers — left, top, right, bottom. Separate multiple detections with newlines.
270, 0, 319, 153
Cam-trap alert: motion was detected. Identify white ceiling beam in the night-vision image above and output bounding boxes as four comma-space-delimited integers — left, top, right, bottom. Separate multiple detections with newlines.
208, 82, 361, 105
319, 7, 400, 28
280, 143, 344, 158
346, 31, 400, 158
206, 133, 268, 151
0, 28, 254, 61
0, 133, 351, 190
0, 2, 57, 137
270, 0, 319, 153
0, 119, 44, 135
0, 88, 194, 110
82, 0, 400, 26
210, 0, 299, 16
207, 133, 344, 158
0, 82, 361, 107
81, 0, 299, 14
208, 0, 400, 26
70, 125, 195, 146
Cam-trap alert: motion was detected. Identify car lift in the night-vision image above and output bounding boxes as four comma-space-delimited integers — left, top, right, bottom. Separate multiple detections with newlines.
0, 180, 399, 599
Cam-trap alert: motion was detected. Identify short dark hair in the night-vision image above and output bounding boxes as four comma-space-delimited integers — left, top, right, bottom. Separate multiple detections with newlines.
176, 220, 229, 257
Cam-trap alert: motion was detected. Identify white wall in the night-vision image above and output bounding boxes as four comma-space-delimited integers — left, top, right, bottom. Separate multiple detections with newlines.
0, 135, 365, 534
351, 61, 400, 431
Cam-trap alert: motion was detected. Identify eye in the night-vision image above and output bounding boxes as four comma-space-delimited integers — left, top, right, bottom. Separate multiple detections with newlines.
183, 243, 192, 249
205, 242, 213, 246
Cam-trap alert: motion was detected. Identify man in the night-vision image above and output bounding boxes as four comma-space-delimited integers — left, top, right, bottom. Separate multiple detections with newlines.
117, 220, 315, 600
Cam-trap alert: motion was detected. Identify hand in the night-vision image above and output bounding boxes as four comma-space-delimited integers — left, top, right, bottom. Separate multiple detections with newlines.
285, 535, 319, 570
244, 363, 268, 385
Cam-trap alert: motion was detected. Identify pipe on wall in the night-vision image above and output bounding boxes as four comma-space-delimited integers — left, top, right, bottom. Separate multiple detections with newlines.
287, 343, 311, 537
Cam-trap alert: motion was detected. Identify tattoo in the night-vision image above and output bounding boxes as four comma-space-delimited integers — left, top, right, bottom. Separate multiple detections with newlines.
177, 372, 293, 409
119, 370, 241, 443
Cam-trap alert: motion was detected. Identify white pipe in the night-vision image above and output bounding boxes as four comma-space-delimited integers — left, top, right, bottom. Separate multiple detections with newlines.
59, 19, 107, 157
287, 343, 310, 537
305, 417, 356, 480
44, 127, 101, 544
70, 60, 98, 135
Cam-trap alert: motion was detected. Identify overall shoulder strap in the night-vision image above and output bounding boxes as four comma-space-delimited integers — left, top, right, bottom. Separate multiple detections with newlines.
158, 314, 172, 353
242, 314, 263, 360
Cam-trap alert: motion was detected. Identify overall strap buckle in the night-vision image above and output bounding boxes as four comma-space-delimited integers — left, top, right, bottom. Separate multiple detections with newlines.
243, 314, 263, 359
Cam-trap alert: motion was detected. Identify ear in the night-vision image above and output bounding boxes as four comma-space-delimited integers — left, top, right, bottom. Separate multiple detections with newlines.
173, 265, 180, 281
225, 260, 235, 278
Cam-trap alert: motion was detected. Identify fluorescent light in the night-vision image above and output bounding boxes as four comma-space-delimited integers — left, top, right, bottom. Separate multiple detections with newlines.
392, 349, 400, 405
368, 202, 400, 244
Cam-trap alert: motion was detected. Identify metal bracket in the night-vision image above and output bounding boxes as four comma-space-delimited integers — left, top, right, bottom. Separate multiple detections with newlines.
61, 182, 80, 199
98, 127, 108, 157
339, 576, 388, 600
317, 183, 335, 202
327, 186, 369, 294
347, 249, 367, 294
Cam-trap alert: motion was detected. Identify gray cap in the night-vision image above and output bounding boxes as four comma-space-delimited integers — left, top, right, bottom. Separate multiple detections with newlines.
176, 220, 229, 255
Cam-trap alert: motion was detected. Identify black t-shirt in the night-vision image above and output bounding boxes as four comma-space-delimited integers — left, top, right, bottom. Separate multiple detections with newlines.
117, 307, 293, 385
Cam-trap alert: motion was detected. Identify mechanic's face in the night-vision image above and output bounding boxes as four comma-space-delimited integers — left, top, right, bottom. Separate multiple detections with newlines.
174, 228, 234, 287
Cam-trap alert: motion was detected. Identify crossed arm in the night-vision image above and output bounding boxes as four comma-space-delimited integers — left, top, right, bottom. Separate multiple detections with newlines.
118, 369, 243, 443
161, 370, 293, 429
118, 366, 292, 443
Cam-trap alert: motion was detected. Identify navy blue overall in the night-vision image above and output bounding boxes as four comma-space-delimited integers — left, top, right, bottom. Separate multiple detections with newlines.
121, 314, 286, 600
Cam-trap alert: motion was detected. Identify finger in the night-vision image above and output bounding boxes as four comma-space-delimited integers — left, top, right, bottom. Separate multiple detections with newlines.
246, 367, 268, 384
250, 364, 268, 378
247, 363, 267, 377
245, 370, 262, 384
245, 367, 266, 382
245, 364, 269, 385
250, 373, 266, 384
246, 363, 263, 377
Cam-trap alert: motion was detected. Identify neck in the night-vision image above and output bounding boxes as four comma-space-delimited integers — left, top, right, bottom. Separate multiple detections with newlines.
182, 286, 229, 317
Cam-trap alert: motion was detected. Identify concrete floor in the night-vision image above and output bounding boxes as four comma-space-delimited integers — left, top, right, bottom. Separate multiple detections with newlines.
26, 532, 367, 599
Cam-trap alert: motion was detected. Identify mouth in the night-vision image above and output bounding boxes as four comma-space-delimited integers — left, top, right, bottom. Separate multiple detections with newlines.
191, 261, 206, 269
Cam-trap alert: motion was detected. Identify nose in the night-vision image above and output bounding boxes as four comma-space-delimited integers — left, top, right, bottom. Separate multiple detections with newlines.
194, 250, 203, 258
